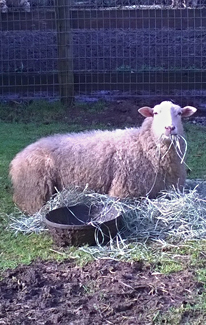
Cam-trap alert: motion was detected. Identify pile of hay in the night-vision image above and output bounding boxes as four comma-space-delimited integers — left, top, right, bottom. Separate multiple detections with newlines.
8, 184, 206, 246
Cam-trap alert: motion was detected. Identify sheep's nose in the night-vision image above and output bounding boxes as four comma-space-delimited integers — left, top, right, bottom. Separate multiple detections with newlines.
165, 126, 175, 132
165, 126, 175, 136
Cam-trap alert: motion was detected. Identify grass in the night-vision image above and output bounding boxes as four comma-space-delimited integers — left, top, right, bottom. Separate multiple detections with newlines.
185, 122, 206, 179
0, 100, 69, 124
0, 100, 206, 321
0, 229, 94, 272
0, 231, 54, 271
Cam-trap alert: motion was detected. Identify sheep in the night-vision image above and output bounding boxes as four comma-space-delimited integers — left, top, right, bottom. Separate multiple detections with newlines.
171, 0, 198, 7
0, 0, 30, 13
9, 101, 197, 215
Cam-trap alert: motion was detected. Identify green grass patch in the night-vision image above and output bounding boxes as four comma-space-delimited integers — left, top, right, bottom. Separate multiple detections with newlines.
0, 230, 94, 273
0, 100, 68, 124
154, 304, 206, 325
185, 122, 206, 179
0, 231, 55, 271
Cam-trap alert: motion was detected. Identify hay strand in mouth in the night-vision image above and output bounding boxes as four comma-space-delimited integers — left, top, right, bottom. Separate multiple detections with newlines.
174, 134, 188, 165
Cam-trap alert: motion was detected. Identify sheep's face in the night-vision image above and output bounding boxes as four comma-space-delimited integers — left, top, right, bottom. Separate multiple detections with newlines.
138, 101, 197, 143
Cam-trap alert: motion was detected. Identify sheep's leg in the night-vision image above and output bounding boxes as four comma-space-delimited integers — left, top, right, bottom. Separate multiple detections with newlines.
20, 0, 30, 12
171, 0, 176, 7
108, 177, 133, 199
182, 0, 187, 7
171, 0, 185, 7
11, 166, 54, 214
10, 152, 57, 215
0, 0, 8, 13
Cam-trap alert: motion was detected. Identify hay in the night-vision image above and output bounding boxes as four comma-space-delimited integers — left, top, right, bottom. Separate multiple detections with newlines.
8, 185, 206, 252
123, 187, 206, 243
8, 209, 45, 235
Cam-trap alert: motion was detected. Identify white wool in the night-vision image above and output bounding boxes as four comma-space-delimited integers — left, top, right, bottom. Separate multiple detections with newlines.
9, 101, 197, 215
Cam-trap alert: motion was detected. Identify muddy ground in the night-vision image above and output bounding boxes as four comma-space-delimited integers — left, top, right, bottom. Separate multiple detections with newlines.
0, 259, 203, 324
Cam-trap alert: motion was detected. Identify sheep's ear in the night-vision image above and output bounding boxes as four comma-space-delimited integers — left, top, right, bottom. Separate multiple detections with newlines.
138, 106, 153, 117
182, 106, 197, 117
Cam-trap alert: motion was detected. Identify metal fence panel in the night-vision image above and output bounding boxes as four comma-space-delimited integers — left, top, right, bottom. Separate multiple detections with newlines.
0, 1, 206, 105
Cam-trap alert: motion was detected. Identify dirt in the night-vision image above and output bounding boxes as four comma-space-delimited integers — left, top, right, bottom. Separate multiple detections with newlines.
70, 99, 206, 129
70, 100, 145, 128
0, 258, 202, 325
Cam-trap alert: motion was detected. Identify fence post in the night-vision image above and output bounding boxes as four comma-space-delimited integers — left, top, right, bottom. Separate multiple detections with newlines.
55, 0, 74, 106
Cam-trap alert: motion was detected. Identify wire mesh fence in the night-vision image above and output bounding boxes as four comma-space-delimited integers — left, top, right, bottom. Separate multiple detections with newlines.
0, 0, 206, 105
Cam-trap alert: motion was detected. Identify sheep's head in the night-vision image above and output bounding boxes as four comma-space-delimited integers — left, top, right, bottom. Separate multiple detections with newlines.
138, 101, 197, 143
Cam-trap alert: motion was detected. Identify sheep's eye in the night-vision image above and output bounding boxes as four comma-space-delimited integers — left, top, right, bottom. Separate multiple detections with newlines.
154, 112, 158, 115
178, 112, 182, 116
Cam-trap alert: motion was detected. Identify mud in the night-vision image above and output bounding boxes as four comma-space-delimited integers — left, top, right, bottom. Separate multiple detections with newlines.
0, 259, 201, 324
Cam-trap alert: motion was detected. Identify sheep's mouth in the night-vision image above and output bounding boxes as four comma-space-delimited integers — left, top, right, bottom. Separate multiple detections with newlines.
170, 134, 178, 141
161, 133, 177, 142
165, 129, 177, 137
162, 134, 182, 146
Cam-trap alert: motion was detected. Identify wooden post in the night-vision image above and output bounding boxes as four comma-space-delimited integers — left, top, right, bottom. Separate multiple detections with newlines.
55, 0, 74, 106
